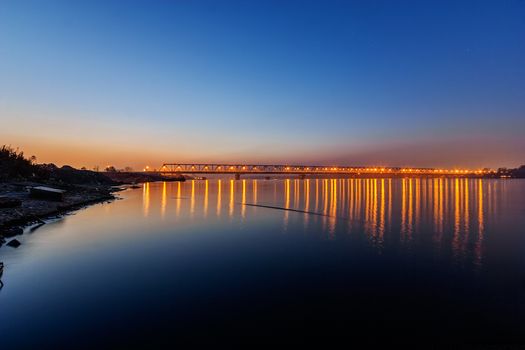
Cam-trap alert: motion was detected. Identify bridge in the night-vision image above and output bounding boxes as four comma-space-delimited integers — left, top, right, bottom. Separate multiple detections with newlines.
157, 163, 492, 179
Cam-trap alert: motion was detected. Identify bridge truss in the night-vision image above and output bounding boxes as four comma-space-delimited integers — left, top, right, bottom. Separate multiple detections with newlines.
159, 163, 489, 176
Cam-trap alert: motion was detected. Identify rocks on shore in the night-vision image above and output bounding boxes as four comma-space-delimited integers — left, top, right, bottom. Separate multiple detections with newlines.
0, 197, 21, 208
1, 227, 23, 238
30, 186, 66, 201
1, 172, 117, 222
1, 150, 119, 248
6, 239, 21, 248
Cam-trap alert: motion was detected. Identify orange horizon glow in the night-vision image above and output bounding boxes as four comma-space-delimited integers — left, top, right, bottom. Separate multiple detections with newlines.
0, 137, 512, 173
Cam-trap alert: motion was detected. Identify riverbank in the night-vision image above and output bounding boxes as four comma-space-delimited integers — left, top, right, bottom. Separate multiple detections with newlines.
0, 176, 186, 246
0, 182, 119, 245
0, 145, 187, 246
103, 171, 186, 184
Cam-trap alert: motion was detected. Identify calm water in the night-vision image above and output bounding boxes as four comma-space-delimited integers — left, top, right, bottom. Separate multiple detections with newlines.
1, 178, 525, 346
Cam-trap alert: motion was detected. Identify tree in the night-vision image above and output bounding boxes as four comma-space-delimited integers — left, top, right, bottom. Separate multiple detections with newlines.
0, 145, 37, 180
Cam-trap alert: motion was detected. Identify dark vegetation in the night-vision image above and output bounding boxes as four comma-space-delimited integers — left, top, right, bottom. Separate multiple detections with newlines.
0, 146, 45, 181
0, 145, 115, 185
0, 145, 184, 185
496, 165, 525, 178
103, 171, 186, 183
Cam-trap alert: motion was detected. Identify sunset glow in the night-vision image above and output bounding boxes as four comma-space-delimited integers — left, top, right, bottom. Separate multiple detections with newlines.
1, 1, 524, 169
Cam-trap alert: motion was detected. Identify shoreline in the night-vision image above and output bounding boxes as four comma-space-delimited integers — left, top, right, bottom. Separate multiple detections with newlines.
0, 182, 120, 246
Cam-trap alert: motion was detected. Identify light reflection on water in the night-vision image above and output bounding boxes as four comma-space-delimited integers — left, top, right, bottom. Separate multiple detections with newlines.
1, 178, 524, 345
137, 178, 492, 266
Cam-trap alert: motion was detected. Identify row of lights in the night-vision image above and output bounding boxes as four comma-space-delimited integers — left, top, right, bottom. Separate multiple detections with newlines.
153, 165, 493, 174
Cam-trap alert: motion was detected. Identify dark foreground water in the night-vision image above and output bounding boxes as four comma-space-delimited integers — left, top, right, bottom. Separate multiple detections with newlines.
1, 178, 525, 346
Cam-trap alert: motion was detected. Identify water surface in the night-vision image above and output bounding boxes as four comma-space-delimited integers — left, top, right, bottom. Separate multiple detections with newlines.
1, 178, 524, 346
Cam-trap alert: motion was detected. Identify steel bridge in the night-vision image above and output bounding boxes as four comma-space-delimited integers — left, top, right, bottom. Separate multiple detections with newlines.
158, 163, 490, 179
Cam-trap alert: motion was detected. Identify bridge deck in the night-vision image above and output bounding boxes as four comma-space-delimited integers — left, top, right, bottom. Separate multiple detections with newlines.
158, 163, 491, 176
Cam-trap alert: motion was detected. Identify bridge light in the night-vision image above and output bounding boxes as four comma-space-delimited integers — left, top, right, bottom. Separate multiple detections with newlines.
230, 166, 234, 170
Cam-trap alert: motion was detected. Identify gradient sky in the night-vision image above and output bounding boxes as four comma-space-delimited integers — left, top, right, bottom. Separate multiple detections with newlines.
1, 0, 524, 170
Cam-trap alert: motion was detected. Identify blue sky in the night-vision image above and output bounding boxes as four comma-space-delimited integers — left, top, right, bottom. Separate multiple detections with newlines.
1, 0, 524, 169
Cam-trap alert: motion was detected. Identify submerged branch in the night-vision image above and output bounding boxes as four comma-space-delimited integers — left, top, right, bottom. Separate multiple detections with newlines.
241, 203, 335, 218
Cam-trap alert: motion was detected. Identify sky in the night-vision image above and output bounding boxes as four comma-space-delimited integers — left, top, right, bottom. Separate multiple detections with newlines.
0, 0, 524, 170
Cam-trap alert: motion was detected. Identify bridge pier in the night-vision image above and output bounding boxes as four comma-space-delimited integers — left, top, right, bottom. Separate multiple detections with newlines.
235, 173, 241, 180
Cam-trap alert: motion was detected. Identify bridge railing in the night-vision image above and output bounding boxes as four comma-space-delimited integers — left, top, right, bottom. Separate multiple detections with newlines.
158, 163, 493, 176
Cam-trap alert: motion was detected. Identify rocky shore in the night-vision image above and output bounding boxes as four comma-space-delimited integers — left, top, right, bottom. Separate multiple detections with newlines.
0, 146, 120, 247
0, 144, 188, 249
0, 181, 118, 247
1, 166, 185, 248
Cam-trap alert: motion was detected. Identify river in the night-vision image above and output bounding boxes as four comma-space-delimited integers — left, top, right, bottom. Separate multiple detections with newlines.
1, 178, 524, 346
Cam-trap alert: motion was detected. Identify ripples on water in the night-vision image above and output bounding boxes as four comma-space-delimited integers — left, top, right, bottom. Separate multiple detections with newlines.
1, 178, 524, 346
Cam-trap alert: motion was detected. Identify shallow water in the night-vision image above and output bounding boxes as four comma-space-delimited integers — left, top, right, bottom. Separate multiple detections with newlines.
1, 178, 524, 346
